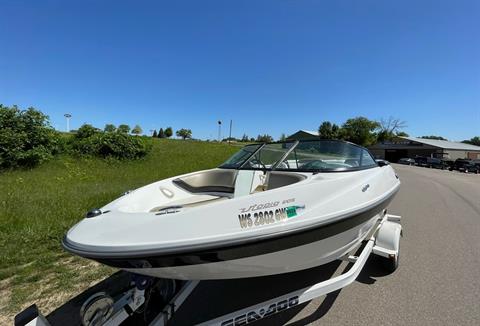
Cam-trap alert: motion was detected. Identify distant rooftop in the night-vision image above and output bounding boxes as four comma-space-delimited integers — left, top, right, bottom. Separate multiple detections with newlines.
300, 130, 320, 136
286, 130, 320, 140
400, 136, 480, 151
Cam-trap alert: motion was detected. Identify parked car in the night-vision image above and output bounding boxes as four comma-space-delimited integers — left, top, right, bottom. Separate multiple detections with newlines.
426, 157, 452, 169
449, 159, 479, 174
398, 158, 415, 165
472, 159, 480, 170
414, 156, 429, 167
441, 159, 454, 170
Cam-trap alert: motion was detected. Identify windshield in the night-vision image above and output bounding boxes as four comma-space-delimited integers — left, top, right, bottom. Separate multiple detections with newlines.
242, 142, 296, 169
219, 140, 378, 172
278, 140, 377, 171
219, 144, 262, 168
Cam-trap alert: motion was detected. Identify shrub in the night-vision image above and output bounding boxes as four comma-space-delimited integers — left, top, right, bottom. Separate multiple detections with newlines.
95, 132, 151, 159
70, 124, 151, 159
0, 105, 62, 169
75, 124, 99, 139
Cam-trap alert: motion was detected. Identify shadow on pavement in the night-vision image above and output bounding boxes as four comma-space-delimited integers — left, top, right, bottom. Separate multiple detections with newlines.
356, 256, 393, 285
45, 257, 390, 325
169, 261, 342, 326
47, 271, 131, 326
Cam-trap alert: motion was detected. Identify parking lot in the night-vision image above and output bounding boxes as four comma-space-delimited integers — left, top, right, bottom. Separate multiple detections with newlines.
286, 163, 480, 326
168, 163, 480, 325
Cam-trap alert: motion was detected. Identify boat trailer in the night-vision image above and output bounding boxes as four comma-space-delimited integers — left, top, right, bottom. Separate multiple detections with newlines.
15, 213, 402, 326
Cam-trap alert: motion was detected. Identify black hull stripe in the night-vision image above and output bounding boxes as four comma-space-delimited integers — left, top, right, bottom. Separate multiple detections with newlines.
87, 194, 395, 269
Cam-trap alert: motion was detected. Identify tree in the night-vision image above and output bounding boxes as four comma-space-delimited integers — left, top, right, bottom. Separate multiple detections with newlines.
256, 134, 273, 142
341, 117, 380, 146
117, 124, 130, 134
76, 124, 98, 139
377, 117, 407, 142
279, 133, 287, 141
165, 127, 173, 138
249, 137, 255, 142
241, 134, 249, 142
318, 121, 341, 139
396, 131, 409, 137
158, 128, 165, 138
176, 128, 192, 140
377, 130, 391, 142
462, 136, 480, 146
152, 130, 158, 137
104, 124, 116, 132
420, 135, 447, 140
132, 124, 142, 135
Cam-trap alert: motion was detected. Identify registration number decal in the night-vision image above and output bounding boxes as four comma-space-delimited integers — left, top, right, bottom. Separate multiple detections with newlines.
238, 204, 305, 229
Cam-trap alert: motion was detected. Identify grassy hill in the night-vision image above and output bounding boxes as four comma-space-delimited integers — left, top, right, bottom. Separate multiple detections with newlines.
0, 139, 238, 320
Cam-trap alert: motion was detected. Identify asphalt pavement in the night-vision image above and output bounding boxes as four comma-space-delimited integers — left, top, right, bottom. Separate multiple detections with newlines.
285, 164, 480, 326
171, 164, 480, 325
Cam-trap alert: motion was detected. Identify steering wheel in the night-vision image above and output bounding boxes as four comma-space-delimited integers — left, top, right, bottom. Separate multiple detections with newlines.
248, 159, 266, 169
276, 160, 290, 169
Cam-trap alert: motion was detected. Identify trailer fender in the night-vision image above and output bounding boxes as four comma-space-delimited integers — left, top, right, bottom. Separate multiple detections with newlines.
373, 220, 402, 258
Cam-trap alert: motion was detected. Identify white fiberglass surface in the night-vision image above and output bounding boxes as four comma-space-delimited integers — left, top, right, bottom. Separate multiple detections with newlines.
65, 165, 399, 253
124, 215, 380, 280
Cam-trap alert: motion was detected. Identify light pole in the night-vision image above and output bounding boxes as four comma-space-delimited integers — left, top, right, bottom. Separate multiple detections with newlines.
64, 114, 72, 132
217, 120, 222, 142
228, 120, 232, 144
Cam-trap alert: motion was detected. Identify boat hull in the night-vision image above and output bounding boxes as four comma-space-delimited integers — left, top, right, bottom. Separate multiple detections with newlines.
91, 205, 385, 280
120, 213, 380, 280
63, 162, 400, 280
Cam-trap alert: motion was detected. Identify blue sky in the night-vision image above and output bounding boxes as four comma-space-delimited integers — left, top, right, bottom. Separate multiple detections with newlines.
1, 0, 479, 141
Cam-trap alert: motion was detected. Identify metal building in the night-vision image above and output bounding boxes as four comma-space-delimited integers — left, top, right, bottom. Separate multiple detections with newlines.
369, 136, 480, 162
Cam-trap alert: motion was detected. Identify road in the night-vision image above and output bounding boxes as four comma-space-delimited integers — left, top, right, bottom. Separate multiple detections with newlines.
170, 164, 480, 325
46, 164, 480, 325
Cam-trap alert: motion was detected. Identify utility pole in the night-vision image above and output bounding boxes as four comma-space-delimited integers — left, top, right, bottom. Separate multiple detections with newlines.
64, 114, 72, 132
228, 120, 232, 144
217, 120, 222, 142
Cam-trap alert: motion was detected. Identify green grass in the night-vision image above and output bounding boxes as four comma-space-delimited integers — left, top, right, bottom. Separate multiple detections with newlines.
0, 139, 237, 316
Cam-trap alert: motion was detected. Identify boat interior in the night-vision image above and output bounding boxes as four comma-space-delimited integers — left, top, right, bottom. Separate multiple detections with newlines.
149, 169, 307, 213
146, 140, 378, 213
173, 168, 307, 195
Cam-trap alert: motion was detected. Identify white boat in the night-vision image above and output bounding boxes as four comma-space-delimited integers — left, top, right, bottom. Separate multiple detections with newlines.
63, 139, 400, 280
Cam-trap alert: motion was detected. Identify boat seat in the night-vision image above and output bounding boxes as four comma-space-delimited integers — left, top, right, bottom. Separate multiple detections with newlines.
266, 172, 307, 190
172, 169, 237, 194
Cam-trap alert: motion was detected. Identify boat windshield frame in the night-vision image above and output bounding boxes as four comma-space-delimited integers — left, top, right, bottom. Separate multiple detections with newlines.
218, 139, 379, 173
